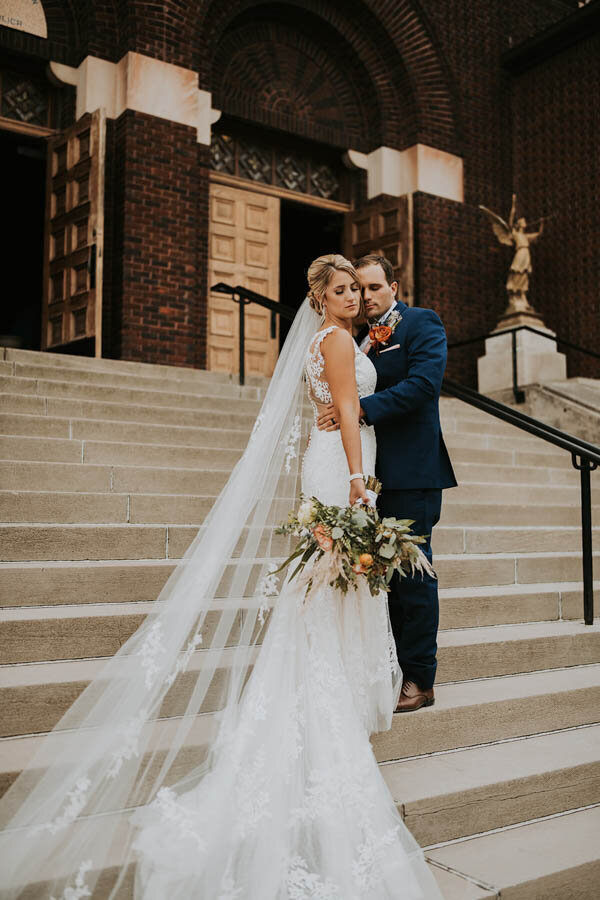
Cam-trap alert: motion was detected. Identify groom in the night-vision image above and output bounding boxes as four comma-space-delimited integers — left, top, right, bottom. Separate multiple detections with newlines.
318, 254, 457, 712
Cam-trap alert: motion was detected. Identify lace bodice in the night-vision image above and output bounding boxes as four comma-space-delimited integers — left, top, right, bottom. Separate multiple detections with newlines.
304, 325, 377, 413
302, 326, 377, 507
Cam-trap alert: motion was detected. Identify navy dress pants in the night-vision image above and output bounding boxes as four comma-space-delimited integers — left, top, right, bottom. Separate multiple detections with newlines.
378, 488, 442, 691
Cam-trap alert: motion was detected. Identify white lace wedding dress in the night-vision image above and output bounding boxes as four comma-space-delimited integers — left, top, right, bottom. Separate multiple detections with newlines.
131, 326, 443, 899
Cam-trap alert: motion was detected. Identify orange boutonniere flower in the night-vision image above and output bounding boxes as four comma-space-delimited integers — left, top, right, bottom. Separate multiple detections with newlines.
369, 324, 393, 354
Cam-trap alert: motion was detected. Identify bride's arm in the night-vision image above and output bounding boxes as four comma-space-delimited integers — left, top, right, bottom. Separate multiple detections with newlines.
321, 329, 369, 505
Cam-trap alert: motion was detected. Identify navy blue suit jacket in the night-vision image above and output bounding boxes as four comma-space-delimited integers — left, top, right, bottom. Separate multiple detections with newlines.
360, 300, 457, 491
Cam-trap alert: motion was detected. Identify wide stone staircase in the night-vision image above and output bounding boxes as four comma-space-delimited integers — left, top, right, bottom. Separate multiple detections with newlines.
0, 346, 599, 898
504, 376, 600, 445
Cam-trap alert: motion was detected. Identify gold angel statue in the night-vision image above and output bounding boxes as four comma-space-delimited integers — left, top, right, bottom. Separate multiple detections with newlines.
479, 193, 545, 317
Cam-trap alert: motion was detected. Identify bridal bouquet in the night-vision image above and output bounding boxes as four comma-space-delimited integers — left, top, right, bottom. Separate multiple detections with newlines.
274, 477, 435, 597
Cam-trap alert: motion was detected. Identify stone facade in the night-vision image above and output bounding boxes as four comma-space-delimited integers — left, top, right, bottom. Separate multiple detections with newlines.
0, 0, 597, 382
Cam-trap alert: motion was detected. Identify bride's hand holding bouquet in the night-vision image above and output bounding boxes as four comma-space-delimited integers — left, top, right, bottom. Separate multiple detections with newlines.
274, 476, 435, 598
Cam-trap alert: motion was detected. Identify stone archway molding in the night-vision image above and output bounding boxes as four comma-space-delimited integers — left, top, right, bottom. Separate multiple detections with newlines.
346, 145, 463, 203
49, 53, 221, 144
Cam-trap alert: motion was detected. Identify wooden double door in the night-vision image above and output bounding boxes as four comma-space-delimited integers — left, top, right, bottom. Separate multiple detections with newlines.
207, 182, 414, 378
207, 183, 280, 377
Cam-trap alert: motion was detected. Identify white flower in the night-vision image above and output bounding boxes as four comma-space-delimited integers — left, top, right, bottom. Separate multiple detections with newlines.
257, 562, 279, 625
51, 859, 93, 900
151, 787, 206, 851
106, 711, 148, 778
34, 777, 91, 835
297, 499, 316, 526
139, 620, 166, 689
284, 414, 301, 473
165, 631, 203, 688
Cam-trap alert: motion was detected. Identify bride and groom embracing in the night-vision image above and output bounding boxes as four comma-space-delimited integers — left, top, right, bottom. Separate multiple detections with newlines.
0, 253, 456, 899
312, 253, 457, 715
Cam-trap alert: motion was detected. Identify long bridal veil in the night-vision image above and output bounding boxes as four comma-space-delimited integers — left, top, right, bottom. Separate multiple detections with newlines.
0, 299, 322, 899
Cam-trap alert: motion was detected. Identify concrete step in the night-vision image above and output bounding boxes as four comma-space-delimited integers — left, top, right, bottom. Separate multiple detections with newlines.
3, 555, 596, 623
0, 742, 489, 899
0, 457, 586, 500
438, 581, 599, 627
1, 482, 597, 526
437, 620, 600, 682
451, 460, 582, 485
447, 481, 583, 506
426, 804, 600, 898
1, 608, 597, 697
2, 521, 599, 562
2, 662, 598, 784
0, 433, 580, 480
383, 723, 600, 845
0, 406, 586, 458
444, 428, 587, 459
0, 434, 243, 468
373, 663, 600, 761
1, 545, 596, 621
1, 346, 269, 390
0, 391, 260, 431
439, 501, 594, 527
0, 373, 264, 413
0, 460, 235, 495
0, 381, 521, 440
0, 412, 252, 448
2, 552, 598, 613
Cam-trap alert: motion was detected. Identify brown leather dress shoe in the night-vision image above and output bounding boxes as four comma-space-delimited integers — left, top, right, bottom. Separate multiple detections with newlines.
395, 679, 435, 713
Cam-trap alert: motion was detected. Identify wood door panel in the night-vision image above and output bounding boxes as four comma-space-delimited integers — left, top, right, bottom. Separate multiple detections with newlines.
208, 182, 280, 376
345, 194, 414, 306
42, 110, 105, 354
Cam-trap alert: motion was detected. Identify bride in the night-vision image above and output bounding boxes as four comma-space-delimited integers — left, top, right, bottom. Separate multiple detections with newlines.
0, 255, 443, 899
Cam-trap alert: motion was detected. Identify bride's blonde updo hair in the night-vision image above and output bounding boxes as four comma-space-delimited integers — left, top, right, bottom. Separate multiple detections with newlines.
306, 253, 359, 315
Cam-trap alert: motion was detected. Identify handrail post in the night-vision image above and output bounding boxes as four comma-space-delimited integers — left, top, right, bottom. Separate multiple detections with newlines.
236, 293, 245, 387
511, 329, 525, 404
572, 453, 597, 625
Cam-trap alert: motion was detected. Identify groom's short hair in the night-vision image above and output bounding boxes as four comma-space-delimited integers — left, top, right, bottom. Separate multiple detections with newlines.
354, 254, 395, 285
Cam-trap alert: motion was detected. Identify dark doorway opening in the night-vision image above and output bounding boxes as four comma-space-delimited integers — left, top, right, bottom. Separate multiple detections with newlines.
0, 129, 46, 351
279, 199, 344, 347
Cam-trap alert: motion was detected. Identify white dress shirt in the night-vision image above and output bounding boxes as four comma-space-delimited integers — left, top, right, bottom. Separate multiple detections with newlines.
359, 301, 397, 353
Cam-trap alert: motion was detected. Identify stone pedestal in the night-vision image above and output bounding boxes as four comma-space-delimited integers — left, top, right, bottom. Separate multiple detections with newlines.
477, 316, 567, 394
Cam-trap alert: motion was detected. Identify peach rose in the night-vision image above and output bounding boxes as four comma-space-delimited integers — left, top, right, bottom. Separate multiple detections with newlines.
312, 524, 333, 551
369, 325, 392, 345
359, 553, 374, 568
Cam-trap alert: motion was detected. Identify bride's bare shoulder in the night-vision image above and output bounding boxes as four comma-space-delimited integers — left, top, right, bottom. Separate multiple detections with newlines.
319, 326, 354, 355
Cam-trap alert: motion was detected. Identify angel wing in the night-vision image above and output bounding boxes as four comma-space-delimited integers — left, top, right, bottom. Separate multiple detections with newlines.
479, 205, 513, 246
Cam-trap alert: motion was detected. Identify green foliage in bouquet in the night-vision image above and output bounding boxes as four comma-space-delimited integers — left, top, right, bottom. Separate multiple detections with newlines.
274, 479, 436, 597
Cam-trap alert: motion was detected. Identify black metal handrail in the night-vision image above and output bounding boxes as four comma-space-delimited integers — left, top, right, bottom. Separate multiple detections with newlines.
443, 378, 598, 625
211, 283, 597, 625
448, 324, 600, 405
211, 283, 296, 386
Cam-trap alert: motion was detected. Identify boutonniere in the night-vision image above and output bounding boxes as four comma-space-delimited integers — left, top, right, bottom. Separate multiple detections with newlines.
369, 310, 403, 355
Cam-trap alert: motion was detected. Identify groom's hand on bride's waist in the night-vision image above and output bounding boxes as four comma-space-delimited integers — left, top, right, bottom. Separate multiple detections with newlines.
316, 404, 365, 431
316, 403, 340, 431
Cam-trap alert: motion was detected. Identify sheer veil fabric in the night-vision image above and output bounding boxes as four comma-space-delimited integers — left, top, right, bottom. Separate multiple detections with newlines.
0, 299, 443, 899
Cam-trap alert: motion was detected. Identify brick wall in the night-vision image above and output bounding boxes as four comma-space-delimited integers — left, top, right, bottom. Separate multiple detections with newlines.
410, 0, 593, 384
107, 111, 208, 369
510, 29, 600, 378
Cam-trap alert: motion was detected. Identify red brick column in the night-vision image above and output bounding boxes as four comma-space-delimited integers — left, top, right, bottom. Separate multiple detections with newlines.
108, 110, 209, 370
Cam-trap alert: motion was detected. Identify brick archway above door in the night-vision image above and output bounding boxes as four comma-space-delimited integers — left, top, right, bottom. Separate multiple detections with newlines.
194, 0, 461, 156
211, 15, 383, 152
